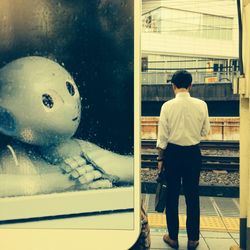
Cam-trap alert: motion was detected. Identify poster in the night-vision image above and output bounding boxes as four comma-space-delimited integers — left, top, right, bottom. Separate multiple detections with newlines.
0, 1, 140, 249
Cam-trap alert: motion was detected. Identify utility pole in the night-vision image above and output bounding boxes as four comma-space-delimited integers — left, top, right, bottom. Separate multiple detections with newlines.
232, 0, 250, 249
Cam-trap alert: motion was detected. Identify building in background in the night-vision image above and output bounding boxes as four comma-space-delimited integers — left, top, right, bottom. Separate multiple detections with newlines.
141, 0, 239, 84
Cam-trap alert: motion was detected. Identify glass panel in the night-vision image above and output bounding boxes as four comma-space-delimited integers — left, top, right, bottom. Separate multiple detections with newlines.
0, 0, 134, 198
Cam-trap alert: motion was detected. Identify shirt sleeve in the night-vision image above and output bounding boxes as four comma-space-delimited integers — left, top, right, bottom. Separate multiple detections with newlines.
156, 104, 169, 149
201, 102, 210, 137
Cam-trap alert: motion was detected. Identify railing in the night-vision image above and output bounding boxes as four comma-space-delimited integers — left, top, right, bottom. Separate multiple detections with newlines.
141, 71, 236, 84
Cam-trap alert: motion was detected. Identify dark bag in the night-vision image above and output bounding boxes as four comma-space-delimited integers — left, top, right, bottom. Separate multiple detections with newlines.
155, 167, 168, 212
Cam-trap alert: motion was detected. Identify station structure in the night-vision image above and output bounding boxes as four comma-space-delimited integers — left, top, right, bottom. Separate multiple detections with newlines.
141, 0, 239, 117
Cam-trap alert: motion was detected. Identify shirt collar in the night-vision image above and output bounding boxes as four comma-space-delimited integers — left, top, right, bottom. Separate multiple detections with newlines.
176, 92, 190, 98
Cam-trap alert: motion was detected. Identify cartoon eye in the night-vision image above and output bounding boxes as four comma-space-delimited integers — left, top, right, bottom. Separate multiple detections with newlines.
42, 94, 54, 108
66, 81, 75, 96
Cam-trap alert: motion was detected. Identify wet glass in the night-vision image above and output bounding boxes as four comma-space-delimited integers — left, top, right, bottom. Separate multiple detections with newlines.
0, 0, 134, 199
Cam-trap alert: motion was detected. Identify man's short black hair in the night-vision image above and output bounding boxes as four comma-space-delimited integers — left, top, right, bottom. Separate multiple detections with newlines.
171, 70, 192, 89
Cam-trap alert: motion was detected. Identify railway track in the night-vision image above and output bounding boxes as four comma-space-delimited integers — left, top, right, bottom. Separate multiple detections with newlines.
141, 139, 239, 150
141, 140, 239, 171
141, 140, 240, 197
141, 153, 239, 171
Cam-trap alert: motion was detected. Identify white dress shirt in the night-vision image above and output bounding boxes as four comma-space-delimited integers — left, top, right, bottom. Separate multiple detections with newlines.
156, 92, 210, 149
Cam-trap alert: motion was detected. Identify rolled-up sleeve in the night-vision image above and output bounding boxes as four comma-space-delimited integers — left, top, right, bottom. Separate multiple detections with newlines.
201, 102, 210, 137
156, 104, 169, 149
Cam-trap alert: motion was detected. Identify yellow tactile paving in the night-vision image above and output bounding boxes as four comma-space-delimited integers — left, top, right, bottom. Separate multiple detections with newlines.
148, 213, 166, 228
222, 217, 239, 232
200, 216, 225, 231
148, 213, 239, 232
179, 214, 186, 226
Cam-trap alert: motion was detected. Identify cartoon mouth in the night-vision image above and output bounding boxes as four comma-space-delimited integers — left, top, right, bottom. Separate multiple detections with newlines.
72, 116, 78, 121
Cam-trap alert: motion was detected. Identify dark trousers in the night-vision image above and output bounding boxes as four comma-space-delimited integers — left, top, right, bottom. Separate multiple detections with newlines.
163, 143, 201, 241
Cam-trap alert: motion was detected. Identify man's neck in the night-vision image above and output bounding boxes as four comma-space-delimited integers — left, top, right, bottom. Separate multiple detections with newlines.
174, 88, 189, 95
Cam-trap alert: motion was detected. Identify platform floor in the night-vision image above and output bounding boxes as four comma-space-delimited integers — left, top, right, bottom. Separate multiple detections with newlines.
142, 195, 240, 250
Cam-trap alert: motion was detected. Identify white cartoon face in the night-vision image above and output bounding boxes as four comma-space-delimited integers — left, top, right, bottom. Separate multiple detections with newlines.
0, 56, 81, 145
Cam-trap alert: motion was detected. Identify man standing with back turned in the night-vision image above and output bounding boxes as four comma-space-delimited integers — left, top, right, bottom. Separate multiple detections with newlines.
156, 70, 210, 249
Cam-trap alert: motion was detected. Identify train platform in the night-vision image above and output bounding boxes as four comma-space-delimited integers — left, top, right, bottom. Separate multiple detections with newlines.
142, 194, 240, 250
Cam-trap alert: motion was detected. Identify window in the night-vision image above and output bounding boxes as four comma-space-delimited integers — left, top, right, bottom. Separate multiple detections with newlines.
142, 7, 234, 41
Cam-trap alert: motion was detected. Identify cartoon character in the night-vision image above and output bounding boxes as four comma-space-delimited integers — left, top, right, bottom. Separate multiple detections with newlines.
0, 56, 133, 197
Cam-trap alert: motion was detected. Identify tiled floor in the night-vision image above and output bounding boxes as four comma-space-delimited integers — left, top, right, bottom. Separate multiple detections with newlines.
144, 195, 240, 249
150, 228, 239, 250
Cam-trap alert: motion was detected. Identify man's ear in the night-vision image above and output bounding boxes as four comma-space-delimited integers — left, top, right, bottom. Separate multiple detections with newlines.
188, 85, 192, 91
0, 107, 17, 136
172, 84, 176, 92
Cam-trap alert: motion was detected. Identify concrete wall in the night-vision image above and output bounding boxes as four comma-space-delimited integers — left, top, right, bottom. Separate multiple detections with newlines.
142, 32, 238, 58
141, 116, 240, 141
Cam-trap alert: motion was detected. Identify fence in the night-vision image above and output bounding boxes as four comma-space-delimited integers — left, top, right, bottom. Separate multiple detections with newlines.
141, 116, 240, 141
141, 71, 235, 85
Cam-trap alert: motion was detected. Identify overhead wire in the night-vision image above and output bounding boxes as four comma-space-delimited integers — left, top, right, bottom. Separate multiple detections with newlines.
147, 58, 230, 63
145, 66, 236, 71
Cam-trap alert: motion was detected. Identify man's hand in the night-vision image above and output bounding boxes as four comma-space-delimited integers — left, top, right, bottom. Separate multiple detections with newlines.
157, 147, 165, 173
158, 160, 163, 173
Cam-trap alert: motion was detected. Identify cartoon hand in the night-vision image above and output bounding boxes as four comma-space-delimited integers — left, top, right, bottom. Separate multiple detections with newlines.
60, 156, 113, 189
